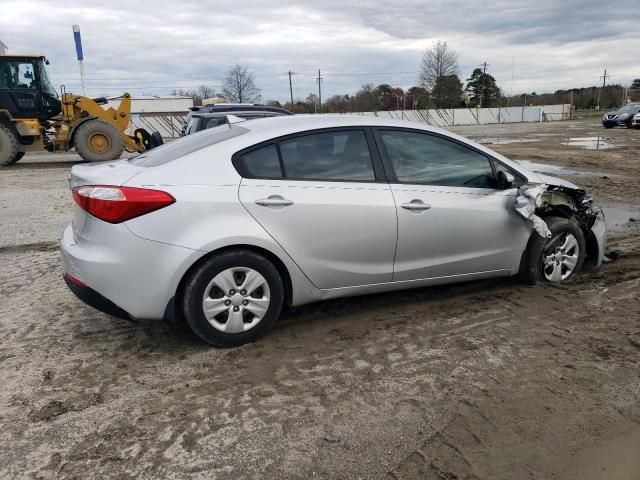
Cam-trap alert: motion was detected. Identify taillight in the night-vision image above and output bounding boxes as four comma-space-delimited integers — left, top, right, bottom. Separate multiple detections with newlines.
72, 186, 175, 223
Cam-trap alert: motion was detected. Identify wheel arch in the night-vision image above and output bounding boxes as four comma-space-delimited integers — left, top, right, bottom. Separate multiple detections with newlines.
537, 205, 600, 266
166, 243, 294, 326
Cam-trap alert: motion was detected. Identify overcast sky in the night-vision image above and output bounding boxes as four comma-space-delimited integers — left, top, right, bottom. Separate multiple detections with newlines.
1, 0, 638, 102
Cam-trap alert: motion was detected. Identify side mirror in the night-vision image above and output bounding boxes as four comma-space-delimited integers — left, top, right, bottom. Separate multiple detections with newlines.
497, 170, 515, 189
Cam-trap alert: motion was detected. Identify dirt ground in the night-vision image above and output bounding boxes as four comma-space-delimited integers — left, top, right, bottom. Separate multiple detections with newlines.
1, 119, 639, 479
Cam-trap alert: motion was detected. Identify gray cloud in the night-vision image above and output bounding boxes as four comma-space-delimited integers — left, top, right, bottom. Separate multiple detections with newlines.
1, 0, 637, 101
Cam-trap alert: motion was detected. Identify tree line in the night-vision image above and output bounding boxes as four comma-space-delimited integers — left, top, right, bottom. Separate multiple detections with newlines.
172, 44, 640, 112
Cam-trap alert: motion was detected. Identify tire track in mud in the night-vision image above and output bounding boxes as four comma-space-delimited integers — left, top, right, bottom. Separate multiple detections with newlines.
387, 270, 640, 480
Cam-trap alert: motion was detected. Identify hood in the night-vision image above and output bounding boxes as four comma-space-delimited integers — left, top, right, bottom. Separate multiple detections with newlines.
533, 173, 580, 190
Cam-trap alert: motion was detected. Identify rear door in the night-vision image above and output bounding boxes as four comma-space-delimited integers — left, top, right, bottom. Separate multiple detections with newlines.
237, 128, 397, 289
374, 128, 529, 281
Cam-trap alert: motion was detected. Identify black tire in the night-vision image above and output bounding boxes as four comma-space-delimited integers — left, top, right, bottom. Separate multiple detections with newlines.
0, 123, 19, 167
182, 250, 284, 347
149, 131, 164, 149
74, 119, 125, 162
12, 151, 25, 163
604, 125, 614, 129
520, 216, 586, 284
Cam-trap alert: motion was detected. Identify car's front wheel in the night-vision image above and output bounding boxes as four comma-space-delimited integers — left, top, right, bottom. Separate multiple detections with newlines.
182, 250, 284, 346
521, 216, 586, 284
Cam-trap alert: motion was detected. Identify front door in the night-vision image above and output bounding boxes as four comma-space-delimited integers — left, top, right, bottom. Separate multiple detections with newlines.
374, 128, 529, 281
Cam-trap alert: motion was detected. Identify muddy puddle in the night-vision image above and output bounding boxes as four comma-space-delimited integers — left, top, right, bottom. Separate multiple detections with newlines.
560, 136, 622, 150
478, 137, 540, 145
601, 203, 640, 232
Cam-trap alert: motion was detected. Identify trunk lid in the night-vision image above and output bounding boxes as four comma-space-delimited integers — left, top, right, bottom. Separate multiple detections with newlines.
69, 160, 145, 188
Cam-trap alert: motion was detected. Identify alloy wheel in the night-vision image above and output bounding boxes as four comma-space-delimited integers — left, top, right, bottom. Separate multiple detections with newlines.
542, 232, 580, 282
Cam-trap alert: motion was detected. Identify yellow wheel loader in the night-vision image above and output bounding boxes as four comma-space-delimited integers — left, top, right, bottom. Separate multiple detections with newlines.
0, 54, 161, 166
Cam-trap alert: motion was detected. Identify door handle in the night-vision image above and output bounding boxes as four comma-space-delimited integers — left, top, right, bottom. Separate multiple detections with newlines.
255, 195, 294, 207
401, 200, 431, 211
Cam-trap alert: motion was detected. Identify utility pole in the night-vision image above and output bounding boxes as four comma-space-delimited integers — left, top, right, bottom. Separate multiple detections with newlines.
569, 90, 573, 120
288, 70, 295, 110
316, 69, 323, 113
479, 61, 489, 108
596, 68, 609, 110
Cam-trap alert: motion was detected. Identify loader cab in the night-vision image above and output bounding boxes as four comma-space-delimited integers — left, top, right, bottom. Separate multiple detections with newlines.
0, 55, 61, 122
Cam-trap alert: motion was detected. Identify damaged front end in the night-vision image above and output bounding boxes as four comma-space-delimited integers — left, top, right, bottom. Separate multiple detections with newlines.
516, 182, 607, 267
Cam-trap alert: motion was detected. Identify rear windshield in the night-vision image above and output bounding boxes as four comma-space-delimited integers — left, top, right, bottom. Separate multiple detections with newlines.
130, 125, 248, 167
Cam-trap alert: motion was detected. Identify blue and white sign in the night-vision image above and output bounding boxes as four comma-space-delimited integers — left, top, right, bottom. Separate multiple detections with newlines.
72, 24, 84, 61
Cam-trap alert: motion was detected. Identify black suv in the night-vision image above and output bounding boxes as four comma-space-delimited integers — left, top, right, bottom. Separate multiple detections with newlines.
183, 104, 292, 135
602, 103, 640, 128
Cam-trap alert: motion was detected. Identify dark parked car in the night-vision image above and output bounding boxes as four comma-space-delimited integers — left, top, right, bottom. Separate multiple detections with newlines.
183, 104, 292, 135
602, 103, 640, 128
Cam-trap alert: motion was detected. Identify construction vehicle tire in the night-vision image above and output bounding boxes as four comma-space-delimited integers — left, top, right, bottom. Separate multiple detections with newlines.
150, 131, 164, 149
74, 119, 125, 162
0, 123, 19, 167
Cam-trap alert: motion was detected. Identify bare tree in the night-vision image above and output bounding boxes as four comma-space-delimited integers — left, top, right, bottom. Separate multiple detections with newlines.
222, 64, 261, 103
419, 41, 459, 91
171, 85, 216, 106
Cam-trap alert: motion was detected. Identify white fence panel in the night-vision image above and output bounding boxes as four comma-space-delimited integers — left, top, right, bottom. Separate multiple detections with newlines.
338, 104, 569, 126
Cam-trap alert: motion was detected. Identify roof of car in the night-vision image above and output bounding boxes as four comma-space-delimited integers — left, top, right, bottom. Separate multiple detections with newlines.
193, 111, 287, 118
191, 104, 293, 115
239, 114, 443, 137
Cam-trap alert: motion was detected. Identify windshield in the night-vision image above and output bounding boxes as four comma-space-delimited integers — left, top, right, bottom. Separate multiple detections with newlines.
36, 59, 57, 97
185, 116, 201, 135
618, 105, 639, 114
130, 125, 249, 167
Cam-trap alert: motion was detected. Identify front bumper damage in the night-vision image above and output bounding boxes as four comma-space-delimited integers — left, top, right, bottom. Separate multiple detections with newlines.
516, 183, 607, 267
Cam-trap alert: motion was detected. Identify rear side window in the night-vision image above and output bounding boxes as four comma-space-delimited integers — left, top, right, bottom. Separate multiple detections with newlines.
279, 130, 374, 181
235, 129, 376, 182
238, 144, 281, 178
130, 125, 248, 167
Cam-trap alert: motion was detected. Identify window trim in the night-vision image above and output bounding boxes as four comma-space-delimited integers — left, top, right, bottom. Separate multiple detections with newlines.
371, 126, 525, 189
232, 127, 387, 183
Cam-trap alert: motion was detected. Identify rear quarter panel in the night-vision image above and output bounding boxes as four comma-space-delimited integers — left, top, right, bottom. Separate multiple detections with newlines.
122, 153, 318, 306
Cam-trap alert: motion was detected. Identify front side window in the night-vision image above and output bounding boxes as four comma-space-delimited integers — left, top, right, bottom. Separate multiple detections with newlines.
379, 130, 495, 188
0, 61, 37, 89
278, 130, 375, 181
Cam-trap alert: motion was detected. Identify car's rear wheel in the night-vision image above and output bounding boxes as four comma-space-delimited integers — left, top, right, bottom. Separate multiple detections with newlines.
521, 216, 586, 284
182, 250, 284, 346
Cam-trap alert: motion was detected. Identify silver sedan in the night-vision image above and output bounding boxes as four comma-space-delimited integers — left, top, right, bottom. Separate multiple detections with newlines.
60, 115, 606, 346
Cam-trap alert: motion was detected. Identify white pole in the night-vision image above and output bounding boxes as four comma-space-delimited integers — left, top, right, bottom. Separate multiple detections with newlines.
78, 60, 87, 96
